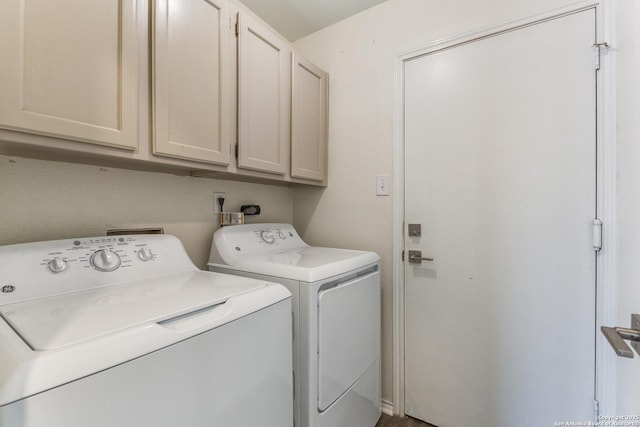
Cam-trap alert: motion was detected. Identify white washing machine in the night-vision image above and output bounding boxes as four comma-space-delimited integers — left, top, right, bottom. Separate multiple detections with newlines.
208, 223, 381, 427
0, 234, 292, 427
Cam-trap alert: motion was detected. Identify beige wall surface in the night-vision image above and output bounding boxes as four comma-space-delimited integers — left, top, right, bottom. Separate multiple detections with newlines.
291, 0, 605, 405
0, 155, 293, 268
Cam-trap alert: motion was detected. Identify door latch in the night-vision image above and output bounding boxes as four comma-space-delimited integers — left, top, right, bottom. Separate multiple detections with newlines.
601, 314, 640, 358
408, 250, 434, 264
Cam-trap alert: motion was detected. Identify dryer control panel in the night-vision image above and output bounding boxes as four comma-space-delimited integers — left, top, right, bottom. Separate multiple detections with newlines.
256, 227, 295, 245
209, 223, 308, 266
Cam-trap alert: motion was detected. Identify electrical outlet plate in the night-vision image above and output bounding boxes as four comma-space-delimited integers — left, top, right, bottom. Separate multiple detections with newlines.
632, 314, 640, 356
213, 192, 226, 215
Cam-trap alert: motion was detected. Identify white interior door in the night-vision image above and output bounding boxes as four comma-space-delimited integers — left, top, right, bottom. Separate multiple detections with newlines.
404, 10, 597, 427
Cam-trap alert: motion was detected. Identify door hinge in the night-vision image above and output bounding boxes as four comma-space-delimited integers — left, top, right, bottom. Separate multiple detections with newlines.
593, 42, 609, 71
593, 399, 600, 420
401, 250, 405, 262
235, 13, 239, 36
235, 143, 239, 159
593, 219, 603, 251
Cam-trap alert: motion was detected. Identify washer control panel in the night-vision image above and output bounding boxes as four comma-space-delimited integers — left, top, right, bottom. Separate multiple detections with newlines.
0, 234, 195, 305
40, 236, 157, 275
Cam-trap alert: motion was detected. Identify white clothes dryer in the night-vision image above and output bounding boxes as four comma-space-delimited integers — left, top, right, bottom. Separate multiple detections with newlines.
0, 234, 292, 427
208, 223, 381, 427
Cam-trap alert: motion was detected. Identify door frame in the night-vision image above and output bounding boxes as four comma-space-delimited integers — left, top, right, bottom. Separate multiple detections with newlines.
391, 0, 619, 417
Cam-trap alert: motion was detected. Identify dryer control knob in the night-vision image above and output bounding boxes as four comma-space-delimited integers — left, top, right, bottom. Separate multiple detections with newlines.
48, 257, 69, 273
91, 249, 121, 272
138, 248, 153, 261
260, 230, 276, 244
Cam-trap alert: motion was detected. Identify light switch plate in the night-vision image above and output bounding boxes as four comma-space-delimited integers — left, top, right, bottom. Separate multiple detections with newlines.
376, 174, 390, 196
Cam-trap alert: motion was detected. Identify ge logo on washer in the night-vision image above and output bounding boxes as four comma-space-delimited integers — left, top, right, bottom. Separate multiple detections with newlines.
1, 285, 15, 293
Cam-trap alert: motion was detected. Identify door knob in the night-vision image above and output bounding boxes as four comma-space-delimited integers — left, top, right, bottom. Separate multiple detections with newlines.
601, 314, 640, 358
408, 250, 434, 264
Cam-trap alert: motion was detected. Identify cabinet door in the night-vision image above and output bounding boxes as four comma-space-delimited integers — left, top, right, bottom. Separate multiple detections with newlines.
291, 53, 328, 182
237, 13, 290, 175
0, 0, 138, 150
153, 0, 231, 165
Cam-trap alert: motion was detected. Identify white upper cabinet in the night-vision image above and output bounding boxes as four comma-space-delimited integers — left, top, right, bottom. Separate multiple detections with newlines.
237, 12, 291, 175
0, 0, 139, 150
152, 0, 231, 165
291, 53, 328, 182
0, 1, 328, 185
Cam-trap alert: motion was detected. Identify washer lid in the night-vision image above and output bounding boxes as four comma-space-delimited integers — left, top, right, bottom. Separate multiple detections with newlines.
212, 246, 380, 282
0, 271, 266, 351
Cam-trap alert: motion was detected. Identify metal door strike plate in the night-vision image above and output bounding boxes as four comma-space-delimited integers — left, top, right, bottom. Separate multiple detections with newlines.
632, 314, 640, 356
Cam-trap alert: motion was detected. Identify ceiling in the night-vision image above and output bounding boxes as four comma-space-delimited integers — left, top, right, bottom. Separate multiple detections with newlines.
239, 0, 388, 41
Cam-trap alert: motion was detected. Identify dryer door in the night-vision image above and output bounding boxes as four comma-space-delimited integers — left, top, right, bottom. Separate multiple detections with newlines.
317, 269, 380, 411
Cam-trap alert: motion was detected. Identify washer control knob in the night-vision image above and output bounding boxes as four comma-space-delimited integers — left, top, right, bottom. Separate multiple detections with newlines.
138, 248, 153, 261
91, 249, 121, 272
48, 257, 69, 273
260, 230, 276, 244
277, 231, 286, 240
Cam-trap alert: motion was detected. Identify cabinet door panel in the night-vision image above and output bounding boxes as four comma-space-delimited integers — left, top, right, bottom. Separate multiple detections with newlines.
291, 53, 327, 182
237, 13, 290, 175
0, 0, 138, 150
153, 0, 231, 165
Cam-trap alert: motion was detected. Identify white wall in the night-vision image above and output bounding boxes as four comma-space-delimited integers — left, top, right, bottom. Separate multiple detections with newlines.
615, 0, 640, 414
291, 0, 619, 406
0, 155, 293, 268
